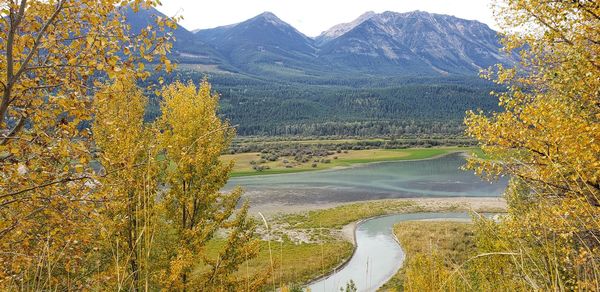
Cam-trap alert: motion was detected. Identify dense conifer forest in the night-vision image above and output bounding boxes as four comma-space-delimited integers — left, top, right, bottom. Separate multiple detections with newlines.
146, 72, 501, 136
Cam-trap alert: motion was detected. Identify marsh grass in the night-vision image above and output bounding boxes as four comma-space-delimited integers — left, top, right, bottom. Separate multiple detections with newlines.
275, 199, 504, 229
276, 200, 420, 229
196, 237, 353, 289
380, 221, 477, 291
192, 199, 505, 290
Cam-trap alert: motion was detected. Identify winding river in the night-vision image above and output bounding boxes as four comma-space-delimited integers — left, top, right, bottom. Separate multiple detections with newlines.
225, 152, 507, 291
308, 213, 473, 292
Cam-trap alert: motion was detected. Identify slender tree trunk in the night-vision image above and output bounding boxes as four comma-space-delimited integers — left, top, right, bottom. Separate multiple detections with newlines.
128, 190, 140, 291
181, 180, 188, 292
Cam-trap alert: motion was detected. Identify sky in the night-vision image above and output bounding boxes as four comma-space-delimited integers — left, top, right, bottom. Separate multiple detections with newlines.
157, 0, 499, 37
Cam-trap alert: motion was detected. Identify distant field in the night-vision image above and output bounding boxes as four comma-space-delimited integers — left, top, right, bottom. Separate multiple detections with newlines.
223, 147, 477, 177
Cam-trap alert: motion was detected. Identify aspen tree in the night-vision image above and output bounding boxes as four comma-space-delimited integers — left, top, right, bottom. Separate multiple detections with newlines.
158, 80, 265, 291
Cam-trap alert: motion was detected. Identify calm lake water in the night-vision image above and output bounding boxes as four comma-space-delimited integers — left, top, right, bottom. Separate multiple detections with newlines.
227, 152, 508, 207
308, 213, 473, 292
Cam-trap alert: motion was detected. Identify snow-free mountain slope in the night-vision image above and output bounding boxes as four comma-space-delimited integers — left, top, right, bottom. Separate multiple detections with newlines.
318, 11, 506, 74
125, 9, 509, 76
194, 12, 320, 74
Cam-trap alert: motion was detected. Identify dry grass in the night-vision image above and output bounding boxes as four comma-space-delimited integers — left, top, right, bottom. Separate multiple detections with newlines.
196, 237, 353, 289
380, 221, 477, 291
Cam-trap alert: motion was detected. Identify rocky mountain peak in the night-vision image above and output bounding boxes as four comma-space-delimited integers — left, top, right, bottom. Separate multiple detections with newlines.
316, 11, 376, 44
252, 11, 284, 24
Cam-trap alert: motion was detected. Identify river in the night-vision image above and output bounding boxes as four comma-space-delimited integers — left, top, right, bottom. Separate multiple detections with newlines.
308, 212, 475, 292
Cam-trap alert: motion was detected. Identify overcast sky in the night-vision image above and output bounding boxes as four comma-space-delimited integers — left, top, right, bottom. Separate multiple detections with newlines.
157, 0, 499, 37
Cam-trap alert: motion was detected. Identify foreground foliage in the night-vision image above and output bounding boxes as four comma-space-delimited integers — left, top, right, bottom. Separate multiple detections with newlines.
156, 81, 265, 290
0, 0, 172, 288
0, 2, 265, 290
405, 0, 600, 290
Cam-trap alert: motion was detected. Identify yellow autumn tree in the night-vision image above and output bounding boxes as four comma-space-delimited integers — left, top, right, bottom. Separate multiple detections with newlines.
157, 80, 265, 291
402, 1, 599, 290
462, 0, 599, 290
92, 78, 160, 290
0, 0, 173, 289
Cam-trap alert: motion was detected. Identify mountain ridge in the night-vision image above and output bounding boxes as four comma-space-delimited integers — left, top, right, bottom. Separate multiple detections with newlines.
315, 11, 377, 45
317, 10, 505, 74
126, 9, 509, 77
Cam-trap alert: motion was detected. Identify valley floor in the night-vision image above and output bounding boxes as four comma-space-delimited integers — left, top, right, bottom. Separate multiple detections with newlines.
205, 197, 506, 290
223, 147, 480, 177
212, 147, 504, 290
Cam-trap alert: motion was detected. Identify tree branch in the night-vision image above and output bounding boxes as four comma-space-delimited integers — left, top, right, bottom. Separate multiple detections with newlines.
0, 0, 66, 129
11, 0, 66, 84
0, 156, 165, 199
0, 115, 25, 145
0, 0, 26, 128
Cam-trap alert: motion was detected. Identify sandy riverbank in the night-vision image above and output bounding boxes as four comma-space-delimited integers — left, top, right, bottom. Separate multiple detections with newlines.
251, 196, 506, 217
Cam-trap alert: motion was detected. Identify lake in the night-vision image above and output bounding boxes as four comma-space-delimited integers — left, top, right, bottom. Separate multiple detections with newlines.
227, 152, 508, 208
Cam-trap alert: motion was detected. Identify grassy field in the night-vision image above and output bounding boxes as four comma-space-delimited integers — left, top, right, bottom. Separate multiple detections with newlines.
224, 147, 477, 177
198, 238, 353, 289
380, 221, 477, 291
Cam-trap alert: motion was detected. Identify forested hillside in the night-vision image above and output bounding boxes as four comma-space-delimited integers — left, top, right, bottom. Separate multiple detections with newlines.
147, 72, 501, 136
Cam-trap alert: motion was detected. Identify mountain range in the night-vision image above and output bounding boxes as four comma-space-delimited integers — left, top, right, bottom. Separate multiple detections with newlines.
125, 7, 507, 137
125, 8, 508, 77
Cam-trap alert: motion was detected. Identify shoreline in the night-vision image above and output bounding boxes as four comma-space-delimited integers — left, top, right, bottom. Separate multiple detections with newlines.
230, 147, 475, 178
250, 196, 507, 217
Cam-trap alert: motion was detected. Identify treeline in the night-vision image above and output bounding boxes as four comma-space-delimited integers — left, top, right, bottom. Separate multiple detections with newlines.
144, 71, 501, 136
236, 120, 467, 136
229, 137, 476, 154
